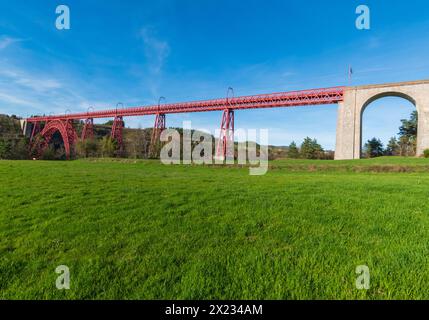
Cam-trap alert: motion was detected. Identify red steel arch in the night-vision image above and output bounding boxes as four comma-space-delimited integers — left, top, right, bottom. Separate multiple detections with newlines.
35, 120, 78, 159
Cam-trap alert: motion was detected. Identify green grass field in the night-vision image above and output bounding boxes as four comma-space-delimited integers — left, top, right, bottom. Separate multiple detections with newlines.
2, 157, 429, 299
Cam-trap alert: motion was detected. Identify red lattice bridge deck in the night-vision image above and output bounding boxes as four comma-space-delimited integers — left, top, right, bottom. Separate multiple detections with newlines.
25, 86, 345, 159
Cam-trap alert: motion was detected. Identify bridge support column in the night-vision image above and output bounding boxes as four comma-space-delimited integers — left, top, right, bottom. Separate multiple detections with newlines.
216, 109, 235, 161
29, 121, 42, 156
111, 116, 124, 154
150, 113, 166, 158
65, 120, 78, 159
416, 100, 429, 157
20, 120, 28, 136
30, 122, 41, 143
81, 118, 94, 141
335, 89, 360, 160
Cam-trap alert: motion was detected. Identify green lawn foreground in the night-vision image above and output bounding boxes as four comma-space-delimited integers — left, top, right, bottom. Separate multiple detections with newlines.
1, 157, 429, 299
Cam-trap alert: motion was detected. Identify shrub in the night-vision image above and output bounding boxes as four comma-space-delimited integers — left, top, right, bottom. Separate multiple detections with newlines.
41, 146, 56, 160
100, 136, 116, 158
77, 138, 99, 158
423, 149, 429, 158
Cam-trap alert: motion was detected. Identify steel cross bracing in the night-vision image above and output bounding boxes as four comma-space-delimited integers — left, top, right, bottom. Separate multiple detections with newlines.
216, 109, 235, 160
81, 118, 94, 141
149, 113, 166, 158
26, 87, 344, 122
111, 116, 124, 154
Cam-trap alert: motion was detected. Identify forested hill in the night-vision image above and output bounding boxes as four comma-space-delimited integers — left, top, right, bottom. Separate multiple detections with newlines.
0, 114, 22, 136
0, 114, 28, 159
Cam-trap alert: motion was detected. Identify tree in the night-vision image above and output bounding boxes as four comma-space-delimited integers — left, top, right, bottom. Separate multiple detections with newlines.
0, 140, 11, 159
399, 110, 418, 138
77, 138, 99, 158
287, 141, 300, 159
100, 136, 116, 157
41, 145, 56, 160
398, 110, 417, 156
0, 137, 28, 160
385, 137, 399, 156
300, 137, 324, 159
364, 138, 384, 158
123, 126, 149, 159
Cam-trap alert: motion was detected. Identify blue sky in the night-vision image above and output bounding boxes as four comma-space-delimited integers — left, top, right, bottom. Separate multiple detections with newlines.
0, 0, 429, 149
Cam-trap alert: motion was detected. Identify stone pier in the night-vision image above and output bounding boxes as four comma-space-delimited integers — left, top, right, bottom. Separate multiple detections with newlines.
335, 80, 429, 160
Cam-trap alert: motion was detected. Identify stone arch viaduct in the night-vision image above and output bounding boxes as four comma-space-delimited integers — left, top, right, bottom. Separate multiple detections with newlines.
335, 80, 429, 159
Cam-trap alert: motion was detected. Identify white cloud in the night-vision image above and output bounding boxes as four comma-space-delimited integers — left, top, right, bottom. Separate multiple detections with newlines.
0, 36, 22, 50
16, 78, 62, 92
0, 67, 62, 93
139, 27, 170, 75
0, 91, 35, 106
0, 63, 96, 116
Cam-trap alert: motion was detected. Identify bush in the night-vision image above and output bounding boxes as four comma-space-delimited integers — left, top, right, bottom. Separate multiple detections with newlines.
100, 136, 116, 158
423, 149, 429, 158
41, 146, 56, 160
77, 138, 99, 158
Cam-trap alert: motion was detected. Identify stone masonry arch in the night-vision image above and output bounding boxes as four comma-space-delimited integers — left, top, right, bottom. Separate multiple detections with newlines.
335, 80, 429, 159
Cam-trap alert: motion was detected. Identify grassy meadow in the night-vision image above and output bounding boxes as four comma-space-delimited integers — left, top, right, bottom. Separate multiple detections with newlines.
1, 157, 429, 299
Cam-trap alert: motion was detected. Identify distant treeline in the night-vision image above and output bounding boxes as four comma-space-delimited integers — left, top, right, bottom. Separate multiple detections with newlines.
285, 137, 334, 160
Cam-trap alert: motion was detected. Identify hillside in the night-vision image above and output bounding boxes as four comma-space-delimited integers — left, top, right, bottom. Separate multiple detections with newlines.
0, 115, 28, 159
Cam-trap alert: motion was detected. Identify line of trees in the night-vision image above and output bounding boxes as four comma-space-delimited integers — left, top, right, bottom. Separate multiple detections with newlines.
74, 125, 152, 160
287, 137, 334, 160
74, 127, 219, 160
